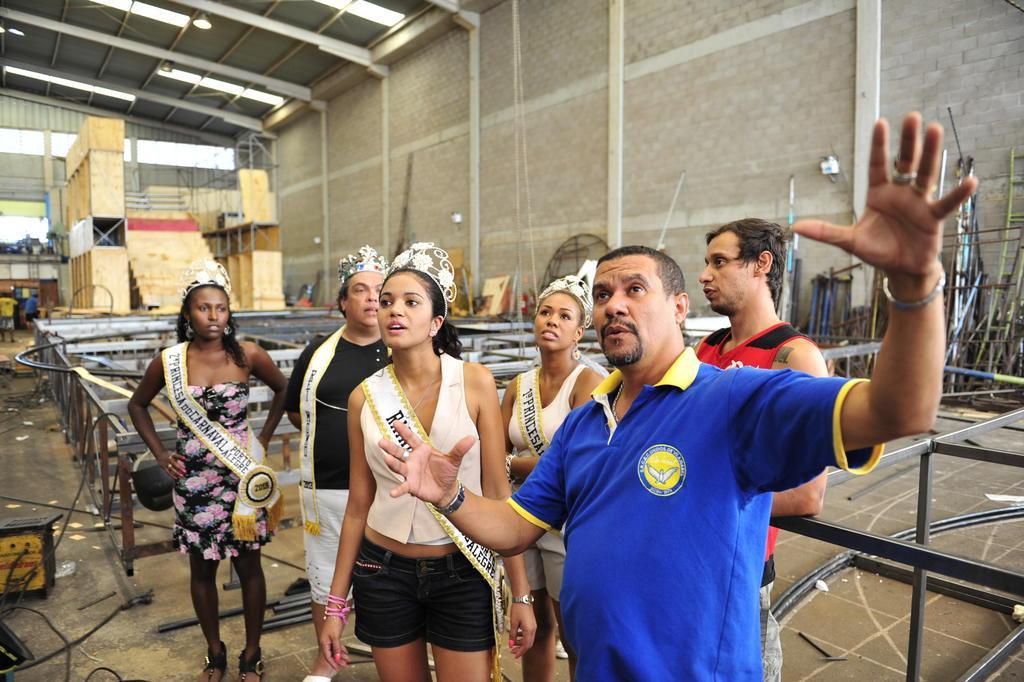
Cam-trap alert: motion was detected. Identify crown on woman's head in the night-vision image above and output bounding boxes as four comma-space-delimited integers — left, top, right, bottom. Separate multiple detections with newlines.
538, 275, 593, 328
339, 246, 388, 288
388, 242, 457, 316
181, 259, 232, 300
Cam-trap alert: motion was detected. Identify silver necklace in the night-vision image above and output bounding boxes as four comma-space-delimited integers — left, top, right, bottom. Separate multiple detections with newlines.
611, 386, 624, 422
406, 375, 441, 416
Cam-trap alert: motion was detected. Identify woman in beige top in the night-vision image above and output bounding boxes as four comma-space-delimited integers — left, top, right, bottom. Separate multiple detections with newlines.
319, 243, 536, 682
501, 275, 603, 681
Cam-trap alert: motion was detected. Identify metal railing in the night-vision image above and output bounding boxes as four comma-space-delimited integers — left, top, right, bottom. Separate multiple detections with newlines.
19, 316, 1024, 678
774, 407, 1024, 680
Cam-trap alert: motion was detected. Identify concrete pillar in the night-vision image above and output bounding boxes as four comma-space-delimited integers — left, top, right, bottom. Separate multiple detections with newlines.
381, 77, 391, 259
42, 129, 54, 190
607, 0, 624, 249
852, 0, 881, 306
320, 108, 331, 304
468, 18, 481, 293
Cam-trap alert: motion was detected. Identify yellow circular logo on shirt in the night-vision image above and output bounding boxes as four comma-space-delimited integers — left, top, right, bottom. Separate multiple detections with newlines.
637, 444, 686, 496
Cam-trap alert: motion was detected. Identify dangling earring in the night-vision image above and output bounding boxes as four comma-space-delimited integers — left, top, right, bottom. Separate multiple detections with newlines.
225, 322, 234, 336
573, 344, 581, 361
185, 321, 195, 339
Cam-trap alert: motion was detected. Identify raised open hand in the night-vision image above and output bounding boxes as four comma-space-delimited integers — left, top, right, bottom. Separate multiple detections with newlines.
379, 420, 476, 506
793, 113, 978, 280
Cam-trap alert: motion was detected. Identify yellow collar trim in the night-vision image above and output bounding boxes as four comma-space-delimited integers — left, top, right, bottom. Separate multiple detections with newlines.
592, 347, 700, 396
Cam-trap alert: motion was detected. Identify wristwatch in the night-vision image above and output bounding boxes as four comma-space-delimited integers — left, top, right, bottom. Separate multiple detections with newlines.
511, 594, 535, 605
436, 481, 465, 516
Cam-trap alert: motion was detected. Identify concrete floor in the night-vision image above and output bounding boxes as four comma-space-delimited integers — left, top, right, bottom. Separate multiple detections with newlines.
1, 326, 1022, 681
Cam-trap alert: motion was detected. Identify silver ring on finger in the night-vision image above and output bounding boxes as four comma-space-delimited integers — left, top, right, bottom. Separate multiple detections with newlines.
402, 452, 409, 462
892, 170, 917, 185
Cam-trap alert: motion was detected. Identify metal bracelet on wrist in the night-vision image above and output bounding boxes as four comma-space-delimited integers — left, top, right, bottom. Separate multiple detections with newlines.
882, 271, 946, 311
505, 453, 516, 484
437, 480, 466, 516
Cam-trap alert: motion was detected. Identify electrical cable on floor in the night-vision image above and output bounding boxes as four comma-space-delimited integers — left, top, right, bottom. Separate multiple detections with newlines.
10, 591, 152, 679
0, 411, 108, 611
83, 666, 153, 682
3, 605, 71, 681
0, 409, 131, 682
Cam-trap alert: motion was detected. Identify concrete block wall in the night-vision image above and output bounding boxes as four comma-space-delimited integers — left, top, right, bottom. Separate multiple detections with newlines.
389, 28, 470, 256
327, 78, 383, 274
278, 110, 325, 293
880, 0, 1024, 273
479, 0, 609, 292
276, 0, 1024, 321
623, 2, 857, 314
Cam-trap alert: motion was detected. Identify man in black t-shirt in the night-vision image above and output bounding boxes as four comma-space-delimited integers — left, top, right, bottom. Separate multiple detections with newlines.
285, 246, 389, 682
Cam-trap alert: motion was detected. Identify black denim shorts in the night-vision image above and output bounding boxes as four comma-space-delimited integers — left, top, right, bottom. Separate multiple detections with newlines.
352, 537, 495, 651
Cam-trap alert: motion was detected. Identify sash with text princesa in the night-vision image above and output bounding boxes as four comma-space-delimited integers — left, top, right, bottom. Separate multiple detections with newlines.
162, 342, 283, 541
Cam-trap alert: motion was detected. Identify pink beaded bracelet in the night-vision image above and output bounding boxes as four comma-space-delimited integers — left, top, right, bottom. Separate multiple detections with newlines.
324, 594, 351, 624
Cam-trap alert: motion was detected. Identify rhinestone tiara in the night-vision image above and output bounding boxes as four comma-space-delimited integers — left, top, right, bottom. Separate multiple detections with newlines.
537, 275, 592, 328
181, 259, 232, 300
387, 242, 457, 316
338, 245, 388, 288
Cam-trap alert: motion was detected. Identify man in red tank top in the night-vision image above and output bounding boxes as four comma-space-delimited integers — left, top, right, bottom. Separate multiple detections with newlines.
696, 218, 829, 682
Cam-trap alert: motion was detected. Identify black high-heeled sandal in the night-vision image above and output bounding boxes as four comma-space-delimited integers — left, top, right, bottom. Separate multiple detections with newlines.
238, 647, 265, 680
202, 641, 227, 681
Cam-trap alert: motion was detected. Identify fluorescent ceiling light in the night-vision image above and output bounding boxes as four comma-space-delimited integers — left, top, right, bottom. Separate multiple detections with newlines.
4, 66, 135, 102
312, 0, 404, 27
156, 67, 284, 106
7, 27, 25, 36
347, 1, 404, 26
158, 67, 201, 85
127, 2, 190, 26
193, 13, 212, 30
94, 0, 132, 11
241, 89, 284, 106
93, 0, 190, 28
200, 75, 244, 96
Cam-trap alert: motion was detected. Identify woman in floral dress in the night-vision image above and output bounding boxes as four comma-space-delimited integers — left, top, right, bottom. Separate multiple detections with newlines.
129, 261, 287, 681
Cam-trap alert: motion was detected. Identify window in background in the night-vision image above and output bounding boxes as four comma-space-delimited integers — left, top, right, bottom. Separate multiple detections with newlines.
135, 140, 234, 170
0, 216, 49, 244
0, 128, 44, 156
49, 132, 132, 161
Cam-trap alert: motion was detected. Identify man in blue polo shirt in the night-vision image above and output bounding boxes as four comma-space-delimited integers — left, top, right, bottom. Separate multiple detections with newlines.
346, 113, 977, 680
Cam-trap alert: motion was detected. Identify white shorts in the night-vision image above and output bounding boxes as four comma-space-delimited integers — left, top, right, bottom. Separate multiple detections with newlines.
302, 489, 349, 605
522, 530, 566, 599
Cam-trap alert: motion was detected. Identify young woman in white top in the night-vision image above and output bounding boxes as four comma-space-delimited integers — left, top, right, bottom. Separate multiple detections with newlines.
501, 275, 603, 681
319, 243, 536, 681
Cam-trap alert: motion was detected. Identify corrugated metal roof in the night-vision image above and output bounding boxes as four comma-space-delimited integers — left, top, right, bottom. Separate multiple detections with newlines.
0, 92, 228, 144
1, 0, 429, 138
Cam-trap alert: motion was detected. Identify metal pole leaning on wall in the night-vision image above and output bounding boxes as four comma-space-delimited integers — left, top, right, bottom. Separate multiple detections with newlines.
906, 450, 932, 680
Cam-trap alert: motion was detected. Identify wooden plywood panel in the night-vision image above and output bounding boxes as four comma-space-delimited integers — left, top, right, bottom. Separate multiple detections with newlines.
85, 117, 125, 153
225, 255, 240, 304
66, 162, 88, 227
235, 253, 253, 309
481, 276, 511, 316
71, 253, 92, 308
88, 151, 125, 218
66, 117, 124, 177
238, 169, 272, 224
126, 231, 214, 310
250, 250, 283, 310
89, 247, 130, 313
